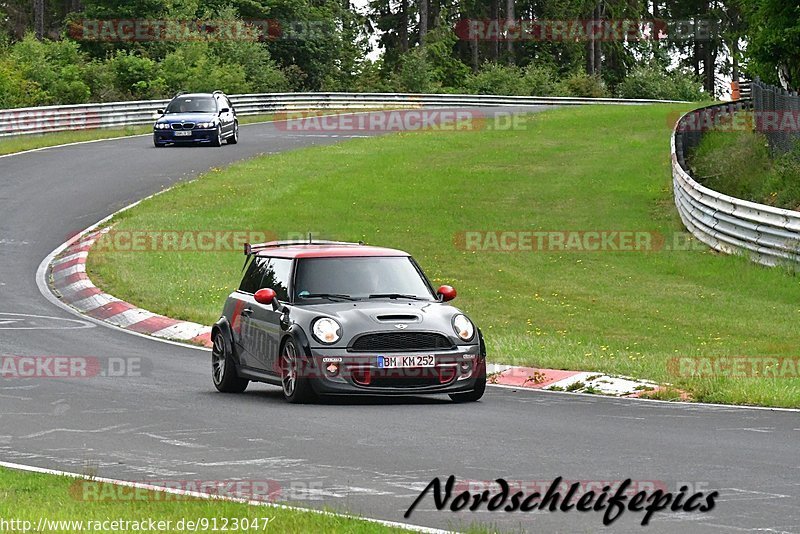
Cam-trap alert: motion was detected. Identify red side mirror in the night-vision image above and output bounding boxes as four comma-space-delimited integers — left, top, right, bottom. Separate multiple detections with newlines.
437, 285, 456, 302
254, 288, 276, 305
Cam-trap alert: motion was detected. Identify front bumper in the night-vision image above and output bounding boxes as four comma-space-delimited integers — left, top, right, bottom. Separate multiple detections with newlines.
303, 345, 483, 395
153, 129, 216, 144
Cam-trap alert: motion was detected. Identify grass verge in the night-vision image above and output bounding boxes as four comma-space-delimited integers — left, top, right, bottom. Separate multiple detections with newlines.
87, 104, 800, 407
689, 128, 800, 211
0, 467, 411, 534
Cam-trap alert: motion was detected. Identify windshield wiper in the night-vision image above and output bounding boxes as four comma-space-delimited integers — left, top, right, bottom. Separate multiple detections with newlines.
368, 293, 427, 301
299, 293, 357, 301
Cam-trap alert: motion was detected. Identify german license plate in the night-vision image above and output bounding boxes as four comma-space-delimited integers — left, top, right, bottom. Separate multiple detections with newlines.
174, 130, 192, 137
377, 355, 435, 368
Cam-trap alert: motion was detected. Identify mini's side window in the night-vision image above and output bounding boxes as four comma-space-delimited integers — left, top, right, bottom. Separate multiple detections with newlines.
239, 257, 292, 300
239, 259, 263, 294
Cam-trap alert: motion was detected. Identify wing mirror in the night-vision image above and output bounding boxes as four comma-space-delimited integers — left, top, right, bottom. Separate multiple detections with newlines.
437, 285, 456, 302
254, 288, 277, 307
219, 107, 230, 115
156, 109, 164, 115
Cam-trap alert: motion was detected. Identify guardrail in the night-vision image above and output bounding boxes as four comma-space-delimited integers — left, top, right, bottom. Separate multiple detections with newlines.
672, 100, 800, 267
0, 92, 684, 137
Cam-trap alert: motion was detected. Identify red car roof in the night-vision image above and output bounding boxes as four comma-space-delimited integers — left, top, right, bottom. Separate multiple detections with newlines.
256, 244, 410, 259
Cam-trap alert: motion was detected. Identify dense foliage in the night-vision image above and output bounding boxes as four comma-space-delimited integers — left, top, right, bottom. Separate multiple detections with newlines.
0, 0, 792, 107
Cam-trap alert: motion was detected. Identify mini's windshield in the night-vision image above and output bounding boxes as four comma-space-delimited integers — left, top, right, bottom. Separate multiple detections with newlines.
165, 96, 216, 114
294, 257, 435, 302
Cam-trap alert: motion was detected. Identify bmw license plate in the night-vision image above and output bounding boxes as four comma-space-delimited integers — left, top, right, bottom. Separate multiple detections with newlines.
377, 355, 435, 368
174, 130, 192, 137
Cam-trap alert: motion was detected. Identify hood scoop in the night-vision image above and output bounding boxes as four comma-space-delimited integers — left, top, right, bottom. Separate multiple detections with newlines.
375, 314, 421, 323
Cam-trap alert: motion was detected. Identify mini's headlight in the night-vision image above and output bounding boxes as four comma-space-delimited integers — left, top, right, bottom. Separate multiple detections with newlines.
453, 314, 474, 341
312, 317, 341, 344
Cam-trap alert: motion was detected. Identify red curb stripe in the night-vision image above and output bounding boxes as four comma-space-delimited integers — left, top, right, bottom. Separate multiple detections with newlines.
63, 243, 93, 256
67, 286, 103, 302
192, 332, 213, 348
53, 272, 89, 289
493, 367, 581, 389
85, 301, 135, 320
52, 257, 85, 273
127, 315, 182, 335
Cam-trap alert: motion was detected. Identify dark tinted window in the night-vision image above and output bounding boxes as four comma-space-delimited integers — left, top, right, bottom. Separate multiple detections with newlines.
294, 257, 434, 301
239, 257, 292, 300
239, 259, 262, 294
165, 96, 216, 114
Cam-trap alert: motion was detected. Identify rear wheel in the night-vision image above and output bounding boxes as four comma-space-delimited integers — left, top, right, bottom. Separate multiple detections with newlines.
280, 339, 317, 404
449, 360, 486, 403
212, 333, 248, 393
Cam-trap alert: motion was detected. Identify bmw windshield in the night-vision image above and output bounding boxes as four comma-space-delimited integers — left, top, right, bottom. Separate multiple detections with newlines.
165, 96, 216, 114
294, 257, 436, 302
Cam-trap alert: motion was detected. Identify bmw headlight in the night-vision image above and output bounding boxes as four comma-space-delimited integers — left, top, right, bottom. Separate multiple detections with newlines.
312, 317, 341, 344
155, 123, 169, 129
452, 314, 475, 341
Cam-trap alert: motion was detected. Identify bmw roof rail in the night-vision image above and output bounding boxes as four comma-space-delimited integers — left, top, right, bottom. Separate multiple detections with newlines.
173, 91, 186, 97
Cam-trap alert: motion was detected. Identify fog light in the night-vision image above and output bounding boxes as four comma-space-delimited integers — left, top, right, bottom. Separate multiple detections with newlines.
460, 361, 472, 372
325, 363, 339, 376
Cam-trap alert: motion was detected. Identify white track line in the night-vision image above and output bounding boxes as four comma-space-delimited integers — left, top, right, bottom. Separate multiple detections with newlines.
0, 461, 450, 534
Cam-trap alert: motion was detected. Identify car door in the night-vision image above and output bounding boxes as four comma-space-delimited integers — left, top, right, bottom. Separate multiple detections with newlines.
232, 258, 263, 369
217, 95, 234, 136
245, 256, 293, 375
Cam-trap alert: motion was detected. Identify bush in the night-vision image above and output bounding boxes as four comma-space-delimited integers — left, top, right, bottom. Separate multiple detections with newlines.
210, 39, 289, 93
521, 64, 559, 96
617, 65, 704, 101
391, 49, 436, 93
7, 34, 91, 105
161, 42, 250, 95
0, 59, 46, 107
463, 63, 526, 95
107, 51, 164, 100
556, 72, 609, 98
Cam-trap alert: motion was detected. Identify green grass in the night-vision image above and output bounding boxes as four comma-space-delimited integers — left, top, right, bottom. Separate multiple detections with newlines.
0, 110, 395, 156
87, 104, 800, 407
0, 468, 409, 533
690, 127, 800, 211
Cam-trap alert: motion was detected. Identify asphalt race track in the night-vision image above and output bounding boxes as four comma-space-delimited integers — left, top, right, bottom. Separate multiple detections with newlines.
1, 110, 798, 533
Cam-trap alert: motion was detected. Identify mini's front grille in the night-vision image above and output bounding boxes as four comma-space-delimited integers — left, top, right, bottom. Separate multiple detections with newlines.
349, 332, 454, 352
171, 123, 195, 130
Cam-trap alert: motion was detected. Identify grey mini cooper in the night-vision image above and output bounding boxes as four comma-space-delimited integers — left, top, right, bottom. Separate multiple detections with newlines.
211, 240, 486, 403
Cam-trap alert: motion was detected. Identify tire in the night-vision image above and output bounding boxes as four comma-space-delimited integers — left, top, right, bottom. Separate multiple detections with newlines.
212, 333, 248, 393
227, 122, 239, 144
211, 125, 222, 147
280, 338, 317, 404
153, 136, 164, 148
449, 360, 486, 403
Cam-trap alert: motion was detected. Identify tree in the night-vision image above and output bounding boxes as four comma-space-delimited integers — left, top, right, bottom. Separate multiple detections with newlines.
739, 0, 800, 89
